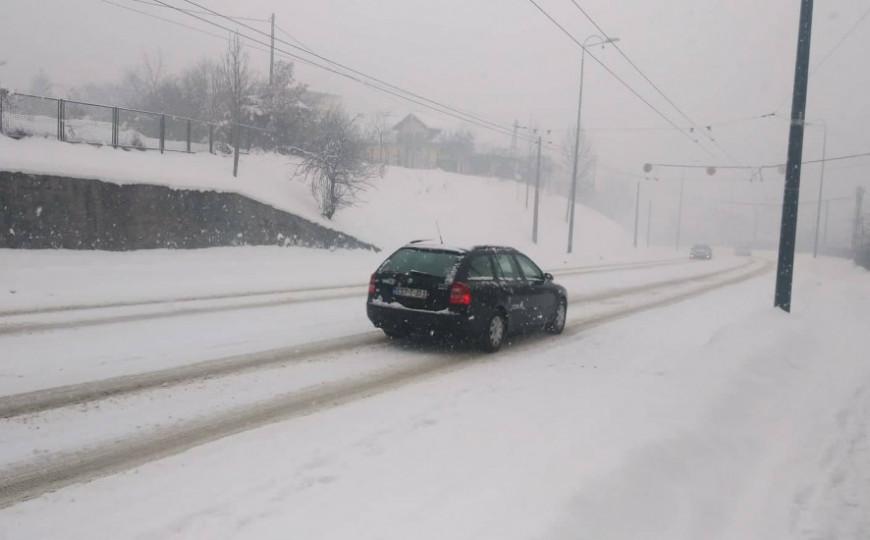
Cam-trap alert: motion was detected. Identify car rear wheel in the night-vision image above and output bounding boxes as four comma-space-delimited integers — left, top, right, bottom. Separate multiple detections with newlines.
480, 313, 506, 352
545, 299, 567, 335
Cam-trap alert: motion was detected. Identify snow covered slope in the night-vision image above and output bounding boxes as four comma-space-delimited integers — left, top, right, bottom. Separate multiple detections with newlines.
0, 135, 635, 264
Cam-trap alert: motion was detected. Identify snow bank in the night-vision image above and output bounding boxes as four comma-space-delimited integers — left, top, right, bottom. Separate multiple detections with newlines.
0, 135, 641, 264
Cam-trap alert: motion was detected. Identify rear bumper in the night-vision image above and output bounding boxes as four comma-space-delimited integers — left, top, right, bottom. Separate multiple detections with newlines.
367, 302, 482, 336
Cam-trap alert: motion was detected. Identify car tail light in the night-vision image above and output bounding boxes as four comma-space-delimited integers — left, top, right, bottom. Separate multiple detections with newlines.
368, 274, 377, 295
450, 282, 472, 305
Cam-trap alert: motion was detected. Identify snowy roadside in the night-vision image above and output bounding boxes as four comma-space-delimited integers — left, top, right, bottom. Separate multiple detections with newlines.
0, 256, 747, 396
1, 256, 866, 539
0, 257, 762, 474
0, 134, 671, 278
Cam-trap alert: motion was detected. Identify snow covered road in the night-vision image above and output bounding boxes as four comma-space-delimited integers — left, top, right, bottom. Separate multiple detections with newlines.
0, 257, 766, 506
2, 256, 867, 540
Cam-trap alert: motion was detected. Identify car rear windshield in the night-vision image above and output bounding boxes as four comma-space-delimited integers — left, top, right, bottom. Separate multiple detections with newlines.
378, 248, 462, 279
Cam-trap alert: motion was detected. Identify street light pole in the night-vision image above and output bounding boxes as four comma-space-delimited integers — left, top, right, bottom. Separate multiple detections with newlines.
812, 123, 827, 258
774, 0, 815, 313
646, 199, 652, 247
532, 133, 543, 244
568, 35, 619, 254
676, 174, 685, 251
633, 180, 641, 248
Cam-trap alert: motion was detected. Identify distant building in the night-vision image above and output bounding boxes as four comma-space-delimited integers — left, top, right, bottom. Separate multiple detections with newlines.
391, 113, 441, 169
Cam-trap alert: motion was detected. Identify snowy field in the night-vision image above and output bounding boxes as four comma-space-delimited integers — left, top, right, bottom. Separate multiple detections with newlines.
0, 255, 867, 539
0, 134, 647, 261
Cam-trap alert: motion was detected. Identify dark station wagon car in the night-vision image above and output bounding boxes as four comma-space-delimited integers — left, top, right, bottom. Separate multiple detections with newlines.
690, 243, 714, 260
366, 242, 568, 352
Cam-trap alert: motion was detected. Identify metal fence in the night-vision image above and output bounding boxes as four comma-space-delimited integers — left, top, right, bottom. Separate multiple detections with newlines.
0, 90, 261, 174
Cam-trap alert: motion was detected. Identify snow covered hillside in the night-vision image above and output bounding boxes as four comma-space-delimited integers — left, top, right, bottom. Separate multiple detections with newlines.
0, 135, 635, 262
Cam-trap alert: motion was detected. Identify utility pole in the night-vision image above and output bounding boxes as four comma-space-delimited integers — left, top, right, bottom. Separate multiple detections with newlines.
753, 205, 759, 245
675, 175, 685, 250
567, 50, 586, 255
812, 124, 827, 257
532, 134, 543, 244
633, 180, 641, 248
646, 199, 652, 247
510, 120, 519, 180
269, 13, 276, 85
233, 125, 241, 177
774, 0, 815, 313
822, 199, 830, 250
853, 186, 866, 252
567, 35, 618, 254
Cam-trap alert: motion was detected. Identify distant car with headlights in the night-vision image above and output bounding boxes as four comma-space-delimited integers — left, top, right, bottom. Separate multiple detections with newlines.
690, 243, 713, 260
366, 242, 568, 352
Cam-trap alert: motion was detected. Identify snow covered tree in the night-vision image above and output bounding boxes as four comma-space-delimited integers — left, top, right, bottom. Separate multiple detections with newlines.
220, 33, 255, 176
438, 129, 475, 173
298, 108, 376, 219
29, 69, 53, 96
248, 60, 312, 152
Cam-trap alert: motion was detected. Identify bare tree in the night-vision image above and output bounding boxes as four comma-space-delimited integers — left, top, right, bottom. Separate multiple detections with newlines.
365, 111, 392, 166
221, 33, 254, 176
29, 69, 53, 96
298, 108, 377, 219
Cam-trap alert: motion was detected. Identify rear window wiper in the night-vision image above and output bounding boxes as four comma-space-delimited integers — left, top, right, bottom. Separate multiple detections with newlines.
407, 269, 442, 279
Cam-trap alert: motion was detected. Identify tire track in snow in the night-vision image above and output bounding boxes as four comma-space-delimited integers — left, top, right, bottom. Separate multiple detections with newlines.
0, 259, 755, 419
0, 258, 690, 336
0, 259, 771, 508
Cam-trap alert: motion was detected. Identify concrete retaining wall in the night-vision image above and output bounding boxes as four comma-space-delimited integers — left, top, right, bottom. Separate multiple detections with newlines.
0, 171, 376, 251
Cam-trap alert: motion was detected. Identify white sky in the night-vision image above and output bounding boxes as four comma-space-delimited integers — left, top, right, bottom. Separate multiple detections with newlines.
1, 0, 869, 222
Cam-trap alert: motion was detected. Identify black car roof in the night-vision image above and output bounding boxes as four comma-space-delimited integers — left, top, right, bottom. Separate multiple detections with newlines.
401, 242, 517, 255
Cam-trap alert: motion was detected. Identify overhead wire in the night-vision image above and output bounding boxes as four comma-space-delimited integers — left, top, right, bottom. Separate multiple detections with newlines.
144, 0, 528, 142
522, 0, 715, 156
274, 23, 311, 51
811, 5, 870, 74
170, 0, 528, 140
122, 0, 270, 22
648, 150, 870, 171
563, 0, 741, 163
100, 0, 272, 55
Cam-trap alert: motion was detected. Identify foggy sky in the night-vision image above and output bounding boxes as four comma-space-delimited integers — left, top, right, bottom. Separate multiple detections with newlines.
2, 0, 869, 245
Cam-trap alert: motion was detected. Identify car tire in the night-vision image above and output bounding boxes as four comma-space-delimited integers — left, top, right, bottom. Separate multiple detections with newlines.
480, 313, 506, 353
545, 299, 567, 335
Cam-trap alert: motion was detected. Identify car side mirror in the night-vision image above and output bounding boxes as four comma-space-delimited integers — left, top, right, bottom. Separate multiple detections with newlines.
544, 273, 554, 282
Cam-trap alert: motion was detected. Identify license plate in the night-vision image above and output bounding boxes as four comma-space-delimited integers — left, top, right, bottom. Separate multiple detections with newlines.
394, 287, 428, 299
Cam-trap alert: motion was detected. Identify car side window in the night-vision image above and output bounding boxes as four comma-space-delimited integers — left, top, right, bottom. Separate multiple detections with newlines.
515, 254, 544, 282
466, 255, 495, 281
494, 253, 521, 281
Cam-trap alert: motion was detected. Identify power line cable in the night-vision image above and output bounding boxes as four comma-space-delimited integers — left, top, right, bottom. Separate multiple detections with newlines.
564, 0, 735, 160
523, 0, 714, 155
100, 0, 271, 55
145, 0, 525, 141
123, 0, 270, 22
566, 1, 742, 164
169, 0, 526, 139
812, 5, 870, 74
773, 5, 870, 114
274, 23, 310, 50
649, 150, 870, 171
